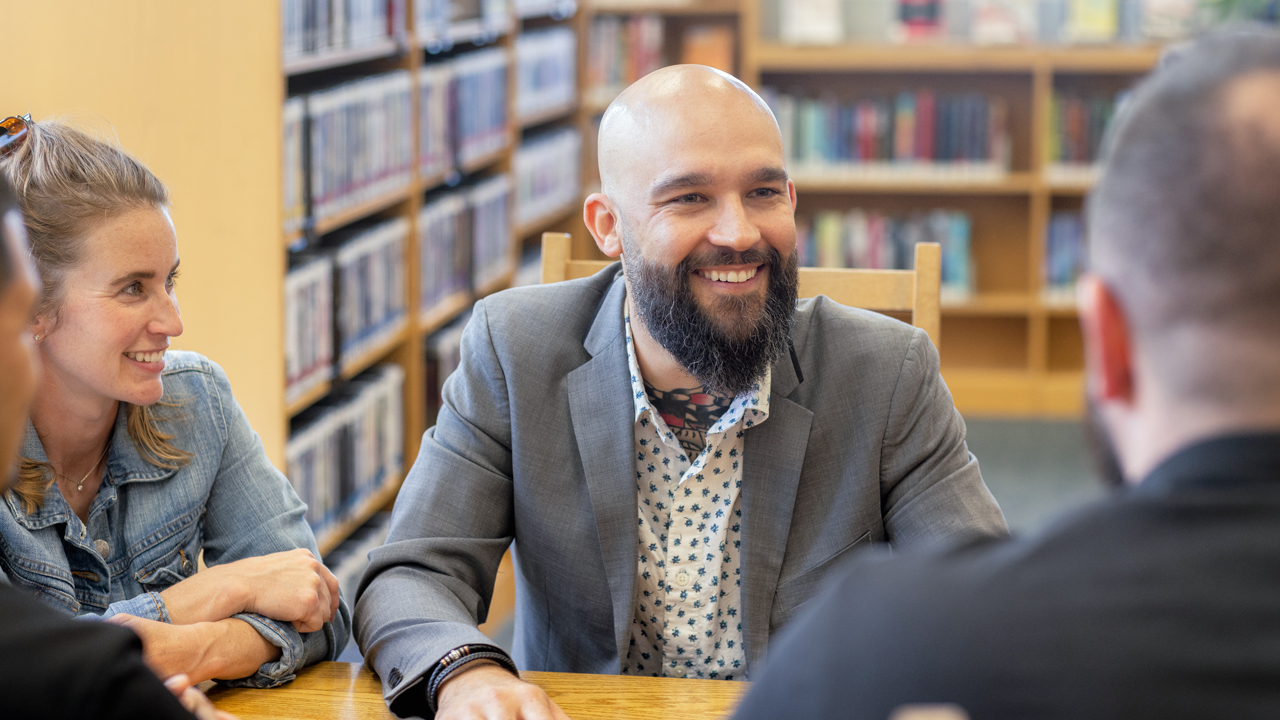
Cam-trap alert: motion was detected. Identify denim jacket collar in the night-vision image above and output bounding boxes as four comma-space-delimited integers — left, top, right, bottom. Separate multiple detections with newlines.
8, 405, 179, 530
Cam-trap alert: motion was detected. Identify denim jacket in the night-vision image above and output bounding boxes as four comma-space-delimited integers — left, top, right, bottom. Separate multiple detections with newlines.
0, 351, 350, 687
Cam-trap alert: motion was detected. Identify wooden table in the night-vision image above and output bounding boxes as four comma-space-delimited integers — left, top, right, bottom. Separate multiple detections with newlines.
208, 662, 747, 719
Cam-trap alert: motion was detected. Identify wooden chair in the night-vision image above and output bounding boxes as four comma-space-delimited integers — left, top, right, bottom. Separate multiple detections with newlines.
540, 232, 941, 353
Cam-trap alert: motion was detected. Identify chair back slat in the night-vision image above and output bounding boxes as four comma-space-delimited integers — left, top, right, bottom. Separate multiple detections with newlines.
540, 232, 942, 352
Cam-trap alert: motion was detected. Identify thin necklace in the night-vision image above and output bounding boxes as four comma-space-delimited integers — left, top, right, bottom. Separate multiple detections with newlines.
68, 443, 110, 492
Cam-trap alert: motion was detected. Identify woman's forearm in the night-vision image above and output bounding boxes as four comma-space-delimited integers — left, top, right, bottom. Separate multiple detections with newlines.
158, 565, 246, 625
195, 618, 282, 683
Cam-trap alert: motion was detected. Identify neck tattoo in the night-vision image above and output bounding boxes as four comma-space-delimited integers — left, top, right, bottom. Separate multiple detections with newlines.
644, 381, 733, 457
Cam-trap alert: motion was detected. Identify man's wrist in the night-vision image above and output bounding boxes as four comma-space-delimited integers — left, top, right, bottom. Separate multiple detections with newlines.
425, 644, 518, 712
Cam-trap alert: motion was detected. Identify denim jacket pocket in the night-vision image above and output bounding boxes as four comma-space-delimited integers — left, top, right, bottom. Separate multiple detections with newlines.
130, 510, 204, 590
3, 554, 80, 613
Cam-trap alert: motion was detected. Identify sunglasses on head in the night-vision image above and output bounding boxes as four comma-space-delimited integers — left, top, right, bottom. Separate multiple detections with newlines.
0, 115, 32, 158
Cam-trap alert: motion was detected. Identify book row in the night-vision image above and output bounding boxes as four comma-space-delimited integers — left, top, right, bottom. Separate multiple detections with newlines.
1048, 89, 1125, 166
283, 0, 406, 63
286, 217, 410, 402
287, 364, 405, 540
797, 208, 975, 299
586, 15, 663, 105
586, 15, 736, 106
285, 71, 416, 228
515, 27, 578, 122
285, 48, 510, 232
1044, 209, 1085, 303
418, 175, 514, 313
763, 89, 1011, 176
513, 128, 583, 228
416, 0, 513, 49
762, 0, 1236, 46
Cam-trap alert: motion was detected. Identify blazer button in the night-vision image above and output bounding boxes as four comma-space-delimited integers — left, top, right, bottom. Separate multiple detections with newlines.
93, 539, 110, 557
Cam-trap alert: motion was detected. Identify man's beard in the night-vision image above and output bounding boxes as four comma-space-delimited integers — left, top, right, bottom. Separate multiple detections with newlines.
622, 230, 799, 398
1084, 397, 1126, 488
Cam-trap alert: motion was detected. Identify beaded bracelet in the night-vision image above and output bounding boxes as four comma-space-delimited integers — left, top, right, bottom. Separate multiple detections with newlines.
425, 643, 519, 713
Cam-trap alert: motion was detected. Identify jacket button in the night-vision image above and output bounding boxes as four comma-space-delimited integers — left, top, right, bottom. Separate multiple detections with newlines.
388, 668, 403, 687
182, 557, 194, 574
93, 539, 110, 557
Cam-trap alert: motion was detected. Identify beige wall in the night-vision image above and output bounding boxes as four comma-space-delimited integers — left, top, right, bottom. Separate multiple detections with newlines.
2, 1, 287, 464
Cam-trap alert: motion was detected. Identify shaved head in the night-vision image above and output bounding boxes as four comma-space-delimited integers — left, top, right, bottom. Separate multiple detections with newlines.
598, 65, 783, 211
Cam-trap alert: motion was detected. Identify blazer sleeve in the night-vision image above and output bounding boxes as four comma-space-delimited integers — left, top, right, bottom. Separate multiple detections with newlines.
878, 328, 1008, 546
354, 299, 516, 719
198, 360, 351, 687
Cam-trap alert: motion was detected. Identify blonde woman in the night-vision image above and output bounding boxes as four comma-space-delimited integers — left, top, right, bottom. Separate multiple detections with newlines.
0, 116, 348, 687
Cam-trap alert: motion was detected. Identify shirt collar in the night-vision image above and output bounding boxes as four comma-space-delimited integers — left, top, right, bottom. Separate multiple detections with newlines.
1135, 431, 1280, 496
623, 302, 771, 429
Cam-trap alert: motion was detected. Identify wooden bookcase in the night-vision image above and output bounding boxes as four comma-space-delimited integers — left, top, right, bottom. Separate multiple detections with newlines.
572, 0, 1160, 419
284, 4, 595, 555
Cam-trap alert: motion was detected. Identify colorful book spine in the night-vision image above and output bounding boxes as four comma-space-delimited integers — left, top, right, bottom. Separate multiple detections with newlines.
798, 208, 975, 299
515, 26, 578, 123
587, 14, 664, 105
328, 217, 410, 373
286, 363, 404, 539
469, 174, 514, 291
513, 128, 582, 227
418, 191, 471, 316
1047, 89, 1123, 167
1043, 210, 1086, 302
764, 88, 1011, 177
306, 71, 415, 224
284, 255, 335, 403
418, 62, 454, 179
282, 0, 405, 62
453, 47, 511, 168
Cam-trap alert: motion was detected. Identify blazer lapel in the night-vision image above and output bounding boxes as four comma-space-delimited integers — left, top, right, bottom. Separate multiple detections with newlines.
740, 354, 812, 671
567, 273, 638, 664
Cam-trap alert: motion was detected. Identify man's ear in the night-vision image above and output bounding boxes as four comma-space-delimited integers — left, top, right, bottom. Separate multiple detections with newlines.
1078, 273, 1135, 404
583, 193, 622, 258
787, 179, 797, 214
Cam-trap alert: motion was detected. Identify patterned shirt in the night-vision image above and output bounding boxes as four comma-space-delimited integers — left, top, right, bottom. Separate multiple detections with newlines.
620, 307, 770, 681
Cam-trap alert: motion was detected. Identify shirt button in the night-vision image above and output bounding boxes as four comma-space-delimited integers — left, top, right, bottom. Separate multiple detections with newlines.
672, 666, 687, 678
94, 539, 110, 557
673, 570, 691, 588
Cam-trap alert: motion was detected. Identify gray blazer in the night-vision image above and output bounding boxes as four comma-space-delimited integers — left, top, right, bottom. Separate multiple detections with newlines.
355, 265, 1006, 717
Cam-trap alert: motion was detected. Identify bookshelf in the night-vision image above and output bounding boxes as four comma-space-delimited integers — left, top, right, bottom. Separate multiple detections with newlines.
561, 0, 1165, 418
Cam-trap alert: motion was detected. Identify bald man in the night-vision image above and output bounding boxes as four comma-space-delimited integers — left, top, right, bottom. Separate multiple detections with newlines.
354, 66, 1006, 720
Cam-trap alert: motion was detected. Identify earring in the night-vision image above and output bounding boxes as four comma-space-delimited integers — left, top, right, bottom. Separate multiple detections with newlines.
32, 334, 39, 343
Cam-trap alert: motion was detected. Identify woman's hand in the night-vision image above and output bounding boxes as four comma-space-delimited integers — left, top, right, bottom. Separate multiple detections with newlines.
161, 548, 340, 632
109, 614, 282, 684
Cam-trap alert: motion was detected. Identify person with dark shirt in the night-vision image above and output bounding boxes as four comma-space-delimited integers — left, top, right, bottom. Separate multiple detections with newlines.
0, 133, 230, 719
734, 26, 1280, 720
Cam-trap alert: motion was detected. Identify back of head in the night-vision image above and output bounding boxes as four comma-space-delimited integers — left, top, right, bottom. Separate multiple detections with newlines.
0, 119, 169, 319
1088, 25, 1280, 402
